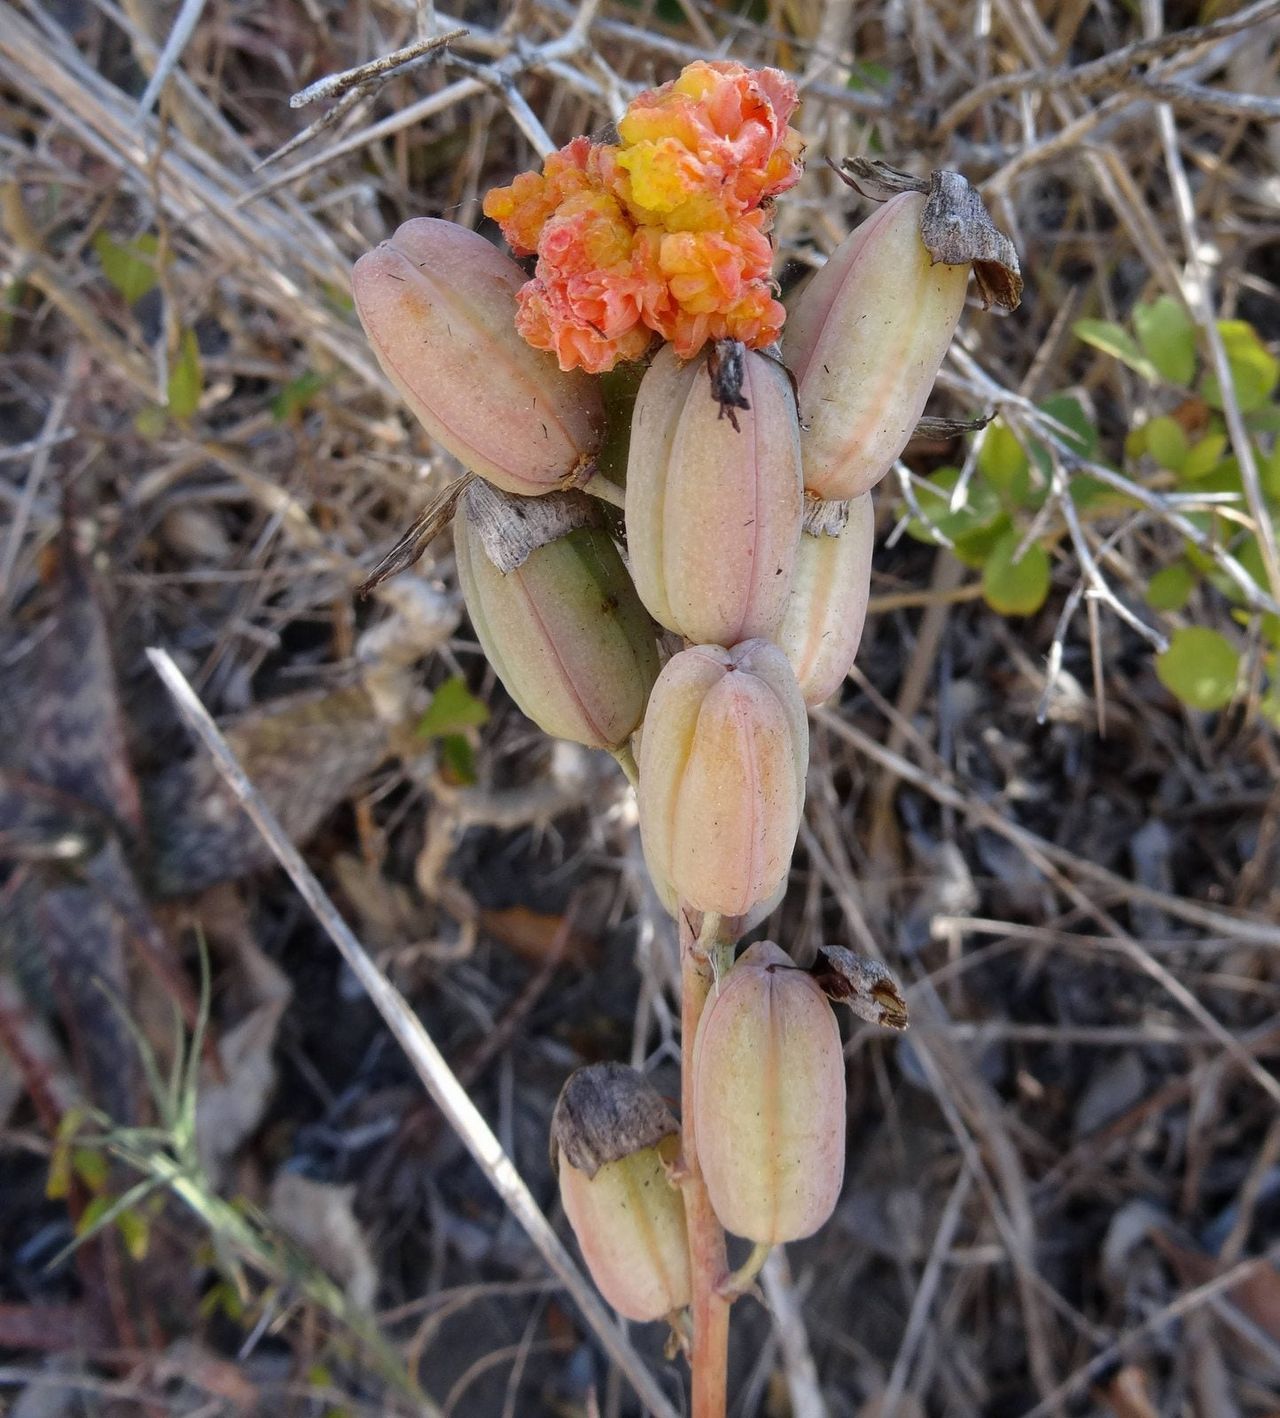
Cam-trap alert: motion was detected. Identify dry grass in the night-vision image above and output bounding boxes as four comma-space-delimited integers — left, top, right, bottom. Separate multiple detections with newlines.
2, 0, 1280, 1414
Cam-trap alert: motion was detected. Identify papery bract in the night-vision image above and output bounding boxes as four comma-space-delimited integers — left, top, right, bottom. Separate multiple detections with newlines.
626, 343, 802, 646
637, 641, 807, 917
776, 494, 874, 706
784, 192, 969, 501
352, 218, 605, 494
692, 940, 846, 1244
454, 484, 659, 751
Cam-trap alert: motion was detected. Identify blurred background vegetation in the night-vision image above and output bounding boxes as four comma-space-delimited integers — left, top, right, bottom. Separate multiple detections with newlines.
2, 0, 1280, 1413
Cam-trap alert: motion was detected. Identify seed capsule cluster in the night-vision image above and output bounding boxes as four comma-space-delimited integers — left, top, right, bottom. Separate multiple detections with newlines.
353, 61, 1016, 1370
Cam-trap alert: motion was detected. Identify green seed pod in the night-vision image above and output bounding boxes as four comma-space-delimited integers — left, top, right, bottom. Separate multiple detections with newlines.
637, 641, 807, 917
776, 494, 874, 707
552, 1063, 691, 1323
625, 342, 803, 646
353, 218, 605, 495
455, 480, 659, 750
783, 192, 969, 502
692, 941, 846, 1244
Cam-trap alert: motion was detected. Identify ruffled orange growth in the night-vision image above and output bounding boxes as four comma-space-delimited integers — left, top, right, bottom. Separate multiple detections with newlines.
483, 61, 802, 373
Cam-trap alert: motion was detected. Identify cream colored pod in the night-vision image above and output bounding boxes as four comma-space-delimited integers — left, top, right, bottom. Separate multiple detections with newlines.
637, 640, 807, 917
783, 192, 969, 502
352, 218, 605, 496
692, 941, 846, 1244
454, 480, 659, 750
625, 343, 803, 646
551, 1063, 691, 1323
776, 494, 875, 707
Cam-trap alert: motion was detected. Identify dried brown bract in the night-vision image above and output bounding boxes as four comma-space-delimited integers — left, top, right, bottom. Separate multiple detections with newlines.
834, 158, 1022, 311
810, 945, 910, 1030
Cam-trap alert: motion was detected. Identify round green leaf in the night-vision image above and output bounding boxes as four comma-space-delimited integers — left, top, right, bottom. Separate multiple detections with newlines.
978, 421, 1031, 502
903, 467, 1002, 555
1146, 561, 1195, 612
1181, 432, 1229, 481
1201, 321, 1279, 413
1133, 296, 1197, 387
1144, 416, 1188, 472
982, 529, 1051, 616
1155, 627, 1240, 711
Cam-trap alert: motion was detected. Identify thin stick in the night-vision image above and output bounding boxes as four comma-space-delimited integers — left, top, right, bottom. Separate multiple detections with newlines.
134, 0, 208, 119
679, 907, 731, 1418
145, 648, 680, 1418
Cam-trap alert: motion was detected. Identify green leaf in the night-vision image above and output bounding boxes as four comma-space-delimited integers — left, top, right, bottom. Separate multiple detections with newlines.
902, 466, 1002, 552
134, 404, 168, 438
416, 675, 489, 738
1133, 296, 1197, 386
1144, 415, 1188, 472
115, 1207, 150, 1262
439, 733, 477, 785
1039, 394, 1099, 460
982, 529, 1051, 616
72, 1147, 109, 1191
1261, 437, 1280, 501
271, 370, 327, 422
1156, 626, 1239, 710
1073, 319, 1159, 381
93, 231, 160, 304
167, 327, 202, 419
953, 513, 1014, 570
846, 60, 892, 92
978, 421, 1031, 503
1181, 432, 1229, 481
1261, 683, 1280, 730
1146, 561, 1195, 612
1201, 321, 1279, 413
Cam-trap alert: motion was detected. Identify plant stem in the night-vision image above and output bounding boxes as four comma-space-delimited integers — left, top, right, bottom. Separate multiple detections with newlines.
610, 739, 639, 789
679, 906, 731, 1418
583, 471, 627, 509
721, 1241, 771, 1298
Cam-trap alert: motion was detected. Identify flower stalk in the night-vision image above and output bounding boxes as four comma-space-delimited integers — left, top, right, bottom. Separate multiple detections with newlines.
351, 59, 1008, 1418
679, 906, 732, 1418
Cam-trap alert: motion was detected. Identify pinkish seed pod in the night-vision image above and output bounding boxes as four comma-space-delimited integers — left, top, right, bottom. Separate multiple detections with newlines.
783, 192, 970, 502
353, 218, 605, 496
692, 940, 846, 1244
776, 494, 874, 707
638, 641, 807, 917
455, 480, 659, 750
552, 1063, 691, 1322
625, 342, 803, 646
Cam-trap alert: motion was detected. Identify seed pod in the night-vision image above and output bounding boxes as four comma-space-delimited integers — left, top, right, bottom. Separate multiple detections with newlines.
692, 940, 846, 1244
625, 342, 803, 646
455, 480, 659, 750
353, 218, 605, 496
776, 494, 874, 707
637, 641, 807, 917
552, 1063, 691, 1322
783, 192, 969, 501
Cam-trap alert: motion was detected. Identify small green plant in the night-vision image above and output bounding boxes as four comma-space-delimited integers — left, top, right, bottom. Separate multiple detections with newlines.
45, 949, 423, 1407
897, 294, 1280, 721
